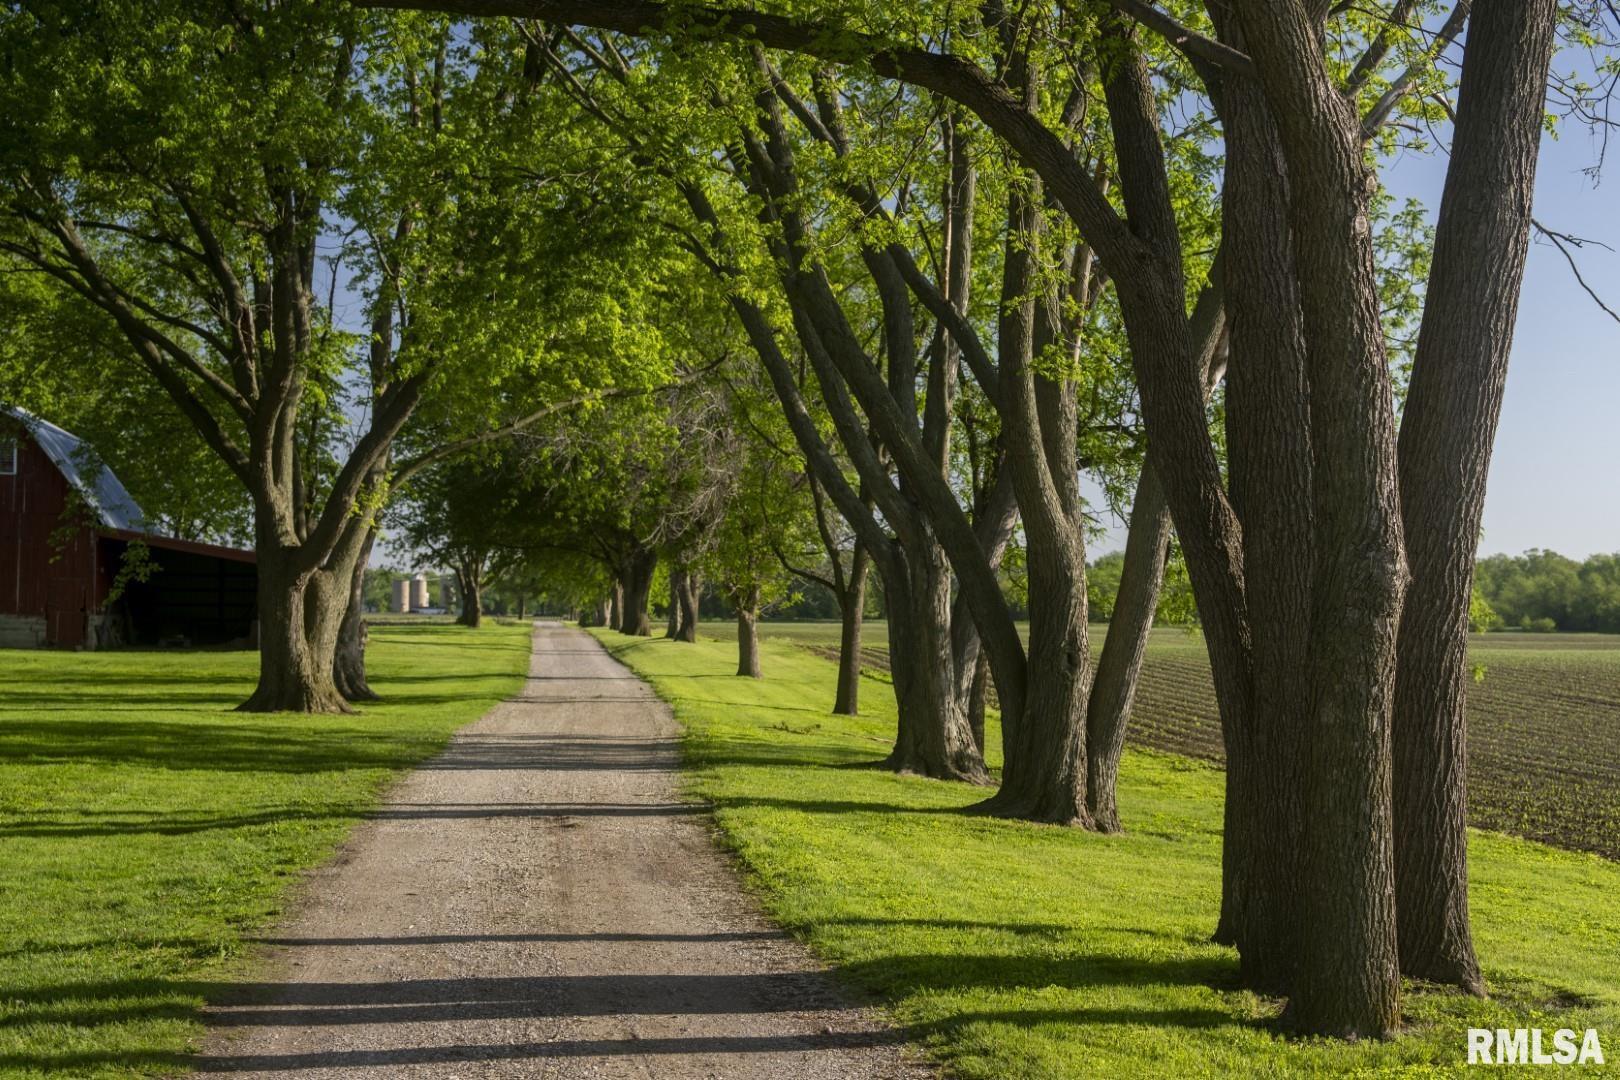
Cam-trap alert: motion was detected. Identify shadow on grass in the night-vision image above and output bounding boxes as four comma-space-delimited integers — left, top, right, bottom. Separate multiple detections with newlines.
0, 949, 1244, 1074
0, 720, 442, 774
710, 795, 966, 817
0, 799, 714, 840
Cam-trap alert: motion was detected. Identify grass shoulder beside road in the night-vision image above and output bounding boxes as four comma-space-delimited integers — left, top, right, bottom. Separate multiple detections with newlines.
0, 621, 533, 1079
593, 628, 1620, 1078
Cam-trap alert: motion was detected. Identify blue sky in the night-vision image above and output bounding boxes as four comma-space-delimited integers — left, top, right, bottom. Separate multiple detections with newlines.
1089, 83, 1619, 563
1408, 123, 1620, 561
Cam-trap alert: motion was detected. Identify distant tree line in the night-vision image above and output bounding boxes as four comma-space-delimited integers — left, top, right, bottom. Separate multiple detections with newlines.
1474, 551, 1620, 633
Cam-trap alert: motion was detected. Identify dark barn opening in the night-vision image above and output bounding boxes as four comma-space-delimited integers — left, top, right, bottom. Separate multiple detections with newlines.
102, 533, 258, 647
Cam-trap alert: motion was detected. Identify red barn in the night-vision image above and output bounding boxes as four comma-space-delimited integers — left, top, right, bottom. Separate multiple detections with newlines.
0, 406, 257, 649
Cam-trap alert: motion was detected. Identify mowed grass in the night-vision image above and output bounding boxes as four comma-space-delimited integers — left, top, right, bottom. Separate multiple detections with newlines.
710, 620, 1620, 862
593, 628, 1620, 1078
0, 621, 533, 1079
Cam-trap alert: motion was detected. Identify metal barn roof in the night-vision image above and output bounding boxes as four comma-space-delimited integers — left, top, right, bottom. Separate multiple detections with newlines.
2, 404, 149, 532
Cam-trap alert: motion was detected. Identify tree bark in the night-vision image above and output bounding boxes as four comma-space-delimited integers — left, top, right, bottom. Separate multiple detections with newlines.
949, 467, 1019, 711
619, 545, 657, 637
884, 538, 990, 784
972, 178, 1090, 826
966, 648, 990, 757
1200, 24, 1316, 995
240, 544, 353, 714
1392, 0, 1556, 996
832, 543, 869, 715
676, 567, 701, 642
456, 559, 483, 628
609, 579, 625, 632
734, 583, 762, 677
334, 527, 380, 703
1232, 0, 1407, 1038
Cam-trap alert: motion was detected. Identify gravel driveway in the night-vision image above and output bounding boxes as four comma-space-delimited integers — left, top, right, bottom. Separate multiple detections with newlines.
194, 621, 928, 1079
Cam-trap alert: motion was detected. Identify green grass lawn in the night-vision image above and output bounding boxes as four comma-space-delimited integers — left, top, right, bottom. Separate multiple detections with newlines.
0, 621, 533, 1079
592, 628, 1620, 1078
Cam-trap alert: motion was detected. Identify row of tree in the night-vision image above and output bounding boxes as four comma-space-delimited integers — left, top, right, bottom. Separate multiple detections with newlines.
1475, 550, 1620, 633
3, 0, 1612, 1043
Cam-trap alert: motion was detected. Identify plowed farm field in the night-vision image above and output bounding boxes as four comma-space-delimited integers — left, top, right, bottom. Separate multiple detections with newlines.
719, 621, 1620, 861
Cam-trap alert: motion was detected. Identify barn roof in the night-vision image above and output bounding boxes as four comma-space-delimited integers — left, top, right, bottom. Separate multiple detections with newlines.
2, 405, 149, 532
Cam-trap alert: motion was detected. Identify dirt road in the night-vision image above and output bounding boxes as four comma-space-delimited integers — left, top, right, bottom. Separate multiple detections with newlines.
195, 622, 926, 1078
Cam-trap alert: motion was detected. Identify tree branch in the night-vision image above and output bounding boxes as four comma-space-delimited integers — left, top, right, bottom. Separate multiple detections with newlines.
1534, 218, 1620, 324
1108, 0, 1257, 77
1360, 0, 1471, 139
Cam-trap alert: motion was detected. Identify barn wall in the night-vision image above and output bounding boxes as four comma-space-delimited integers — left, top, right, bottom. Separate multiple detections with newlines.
0, 428, 98, 647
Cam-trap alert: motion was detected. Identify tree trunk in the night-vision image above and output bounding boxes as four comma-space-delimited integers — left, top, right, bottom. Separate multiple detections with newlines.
609, 579, 625, 631
1085, 463, 1173, 832
978, 518, 1090, 823
620, 546, 657, 637
949, 468, 1020, 709
676, 568, 701, 642
1232, 3, 1407, 1038
965, 648, 989, 757
240, 547, 352, 714
972, 184, 1090, 826
883, 540, 989, 783
334, 527, 380, 703
1392, 0, 1556, 996
735, 584, 762, 678
1202, 34, 1315, 996
832, 544, 869, 715
456, 560, 482, 628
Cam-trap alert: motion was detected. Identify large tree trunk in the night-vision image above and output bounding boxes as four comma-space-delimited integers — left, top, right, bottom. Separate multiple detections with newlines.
1085, 463, 1173, 833
883, 539, 989, 784
456, 559, 482, 628
1203, 35, 1315, 996
1392, 0, 1556, 996
832, 543, 869, 715
240, 546, 352, 714
609, 579, 625, 631
973, 182, 1090, 826
676, 567, 701, 642
620, 546, 657, 637
334, 527, 380, 703
734, 583, 762, 677
1232, 3, 1407, 1038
